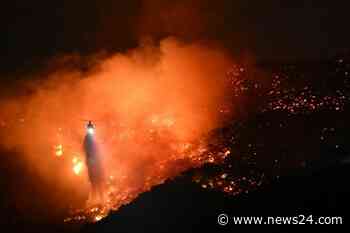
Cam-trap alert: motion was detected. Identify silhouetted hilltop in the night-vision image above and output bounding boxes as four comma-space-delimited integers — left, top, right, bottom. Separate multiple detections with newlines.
81, 162, 349, 233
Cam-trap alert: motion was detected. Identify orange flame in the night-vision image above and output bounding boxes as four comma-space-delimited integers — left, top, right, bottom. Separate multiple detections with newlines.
55, 144, 63, 157
72, 156, 84, 176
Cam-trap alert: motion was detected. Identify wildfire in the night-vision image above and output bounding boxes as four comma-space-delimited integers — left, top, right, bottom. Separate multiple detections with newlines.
0, 38, 349, 226
0, 39, 239, 224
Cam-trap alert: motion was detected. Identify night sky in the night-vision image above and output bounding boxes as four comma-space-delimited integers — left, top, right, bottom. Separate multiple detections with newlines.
1, 0, 350, 73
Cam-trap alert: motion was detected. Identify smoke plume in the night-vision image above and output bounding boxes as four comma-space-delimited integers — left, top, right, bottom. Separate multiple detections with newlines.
0, 37, 235, 220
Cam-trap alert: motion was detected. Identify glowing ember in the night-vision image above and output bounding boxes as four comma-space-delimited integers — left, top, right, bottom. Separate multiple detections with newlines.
72, 157, 84, 176
55, 144, 63, 157
94, 215, 103, 222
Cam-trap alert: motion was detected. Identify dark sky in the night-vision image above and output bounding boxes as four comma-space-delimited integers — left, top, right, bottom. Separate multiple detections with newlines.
1, 0, 350, 71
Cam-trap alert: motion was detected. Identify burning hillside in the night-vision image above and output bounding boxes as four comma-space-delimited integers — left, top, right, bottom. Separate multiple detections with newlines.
0, 38, 236, 222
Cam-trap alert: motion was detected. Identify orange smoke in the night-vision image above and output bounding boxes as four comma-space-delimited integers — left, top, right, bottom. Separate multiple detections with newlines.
0, 38, 234, 221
